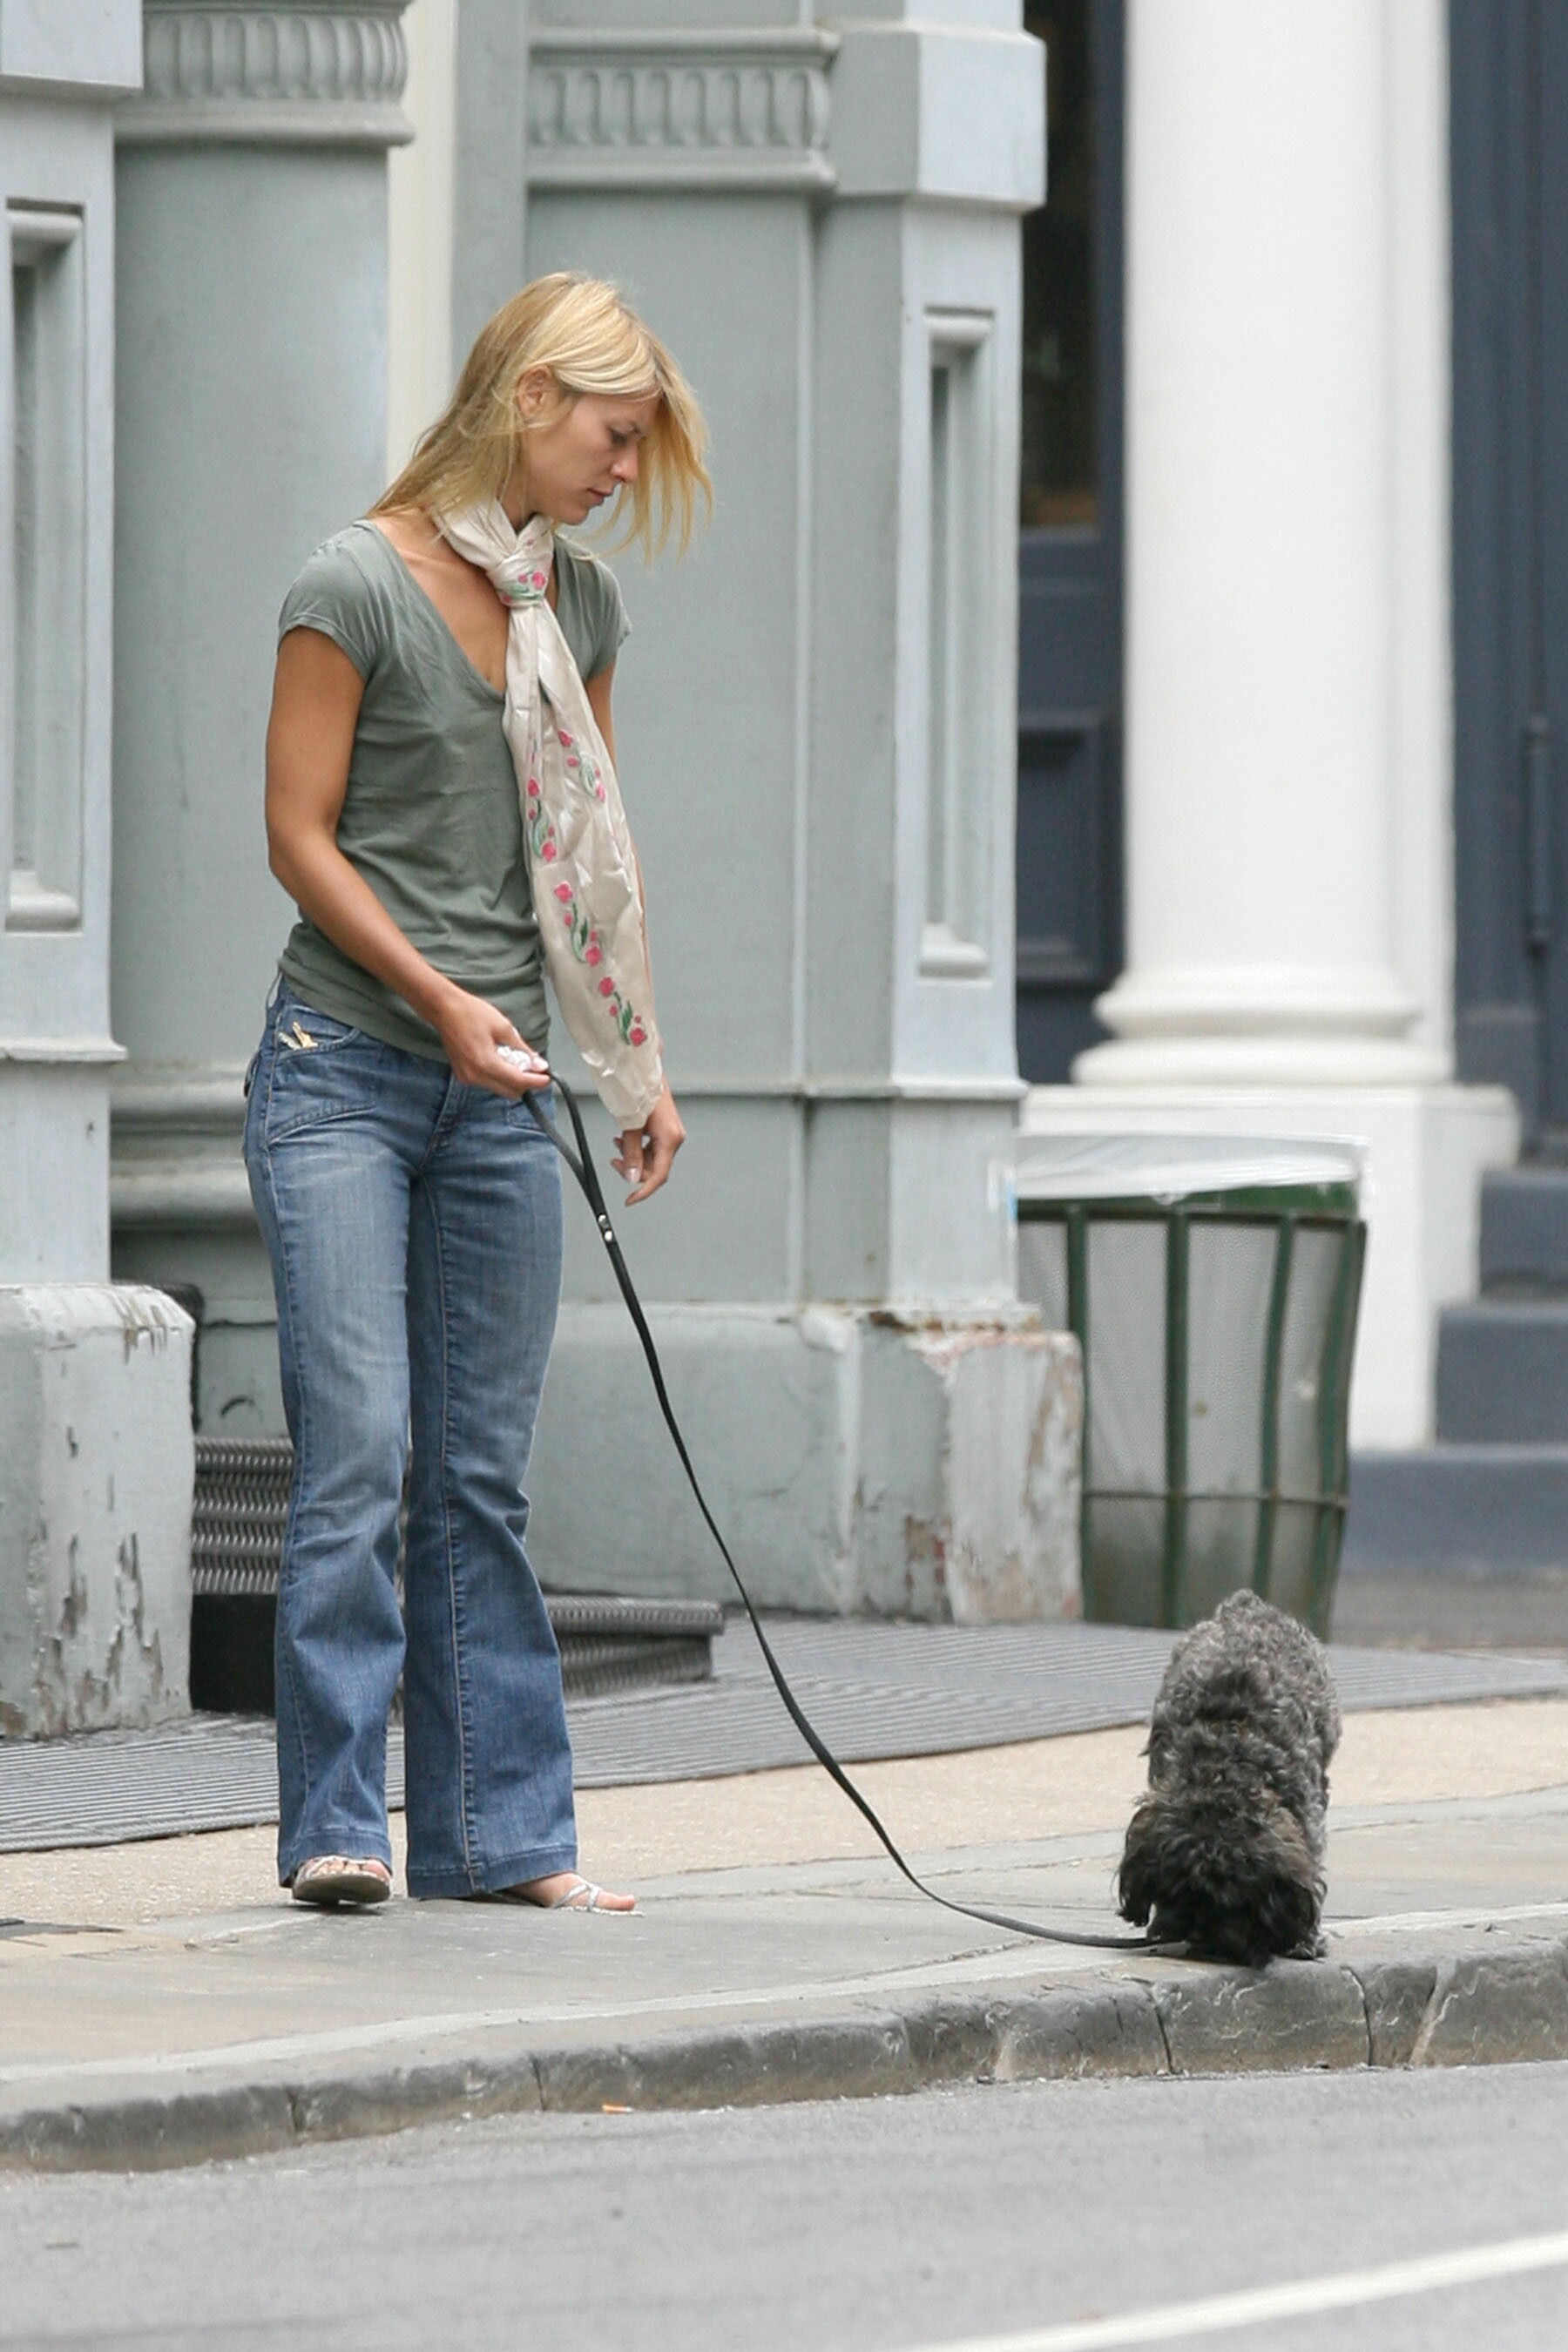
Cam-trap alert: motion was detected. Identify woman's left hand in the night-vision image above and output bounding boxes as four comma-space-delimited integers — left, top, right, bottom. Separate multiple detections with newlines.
613, 1088, 686, 1204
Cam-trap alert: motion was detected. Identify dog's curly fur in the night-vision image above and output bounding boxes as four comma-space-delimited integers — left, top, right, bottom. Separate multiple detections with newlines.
1116, 1591, 1341, 1968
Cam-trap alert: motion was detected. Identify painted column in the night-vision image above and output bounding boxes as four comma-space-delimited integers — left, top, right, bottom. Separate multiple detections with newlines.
0, 3, 193, 1735
110, 2, 411, 1429
1087, 0, 1435, 1086
1025, 0, 1518, 1445
501, 0, 1082, 1616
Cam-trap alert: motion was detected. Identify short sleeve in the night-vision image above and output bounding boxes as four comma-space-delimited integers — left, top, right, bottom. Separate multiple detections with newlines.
562, 550, 630, 679
277, 533, 384, 679
592, 562, 632, 677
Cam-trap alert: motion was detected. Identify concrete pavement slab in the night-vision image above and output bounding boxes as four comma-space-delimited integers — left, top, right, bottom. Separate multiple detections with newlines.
2, 1696, 1568, 2168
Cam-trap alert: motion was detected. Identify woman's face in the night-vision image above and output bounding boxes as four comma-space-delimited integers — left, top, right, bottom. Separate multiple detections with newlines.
519, 382, 660, 527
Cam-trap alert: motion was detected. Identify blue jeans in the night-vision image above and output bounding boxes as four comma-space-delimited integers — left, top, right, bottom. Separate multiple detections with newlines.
243, 983, 576, 1898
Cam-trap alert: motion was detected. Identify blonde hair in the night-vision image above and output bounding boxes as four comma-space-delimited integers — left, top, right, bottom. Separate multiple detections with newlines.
375, 273, 711, 558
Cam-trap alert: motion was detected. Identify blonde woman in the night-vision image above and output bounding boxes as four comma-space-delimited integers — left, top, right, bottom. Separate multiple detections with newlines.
244, 275, 708, 1911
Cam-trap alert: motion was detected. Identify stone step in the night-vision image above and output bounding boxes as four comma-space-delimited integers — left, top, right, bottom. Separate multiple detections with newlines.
1436, 1299, 1568, 1442
1479, 1166, 1568, 1294
1342, 1444, 1568, 1574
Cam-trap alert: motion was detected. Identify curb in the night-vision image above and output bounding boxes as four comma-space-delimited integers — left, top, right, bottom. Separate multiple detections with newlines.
6, 1936, 1568, 2174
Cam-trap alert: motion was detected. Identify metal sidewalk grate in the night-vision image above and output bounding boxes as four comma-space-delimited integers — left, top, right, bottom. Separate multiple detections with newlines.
187, 1437, 722, 1706
3, 1619, 1566, 1855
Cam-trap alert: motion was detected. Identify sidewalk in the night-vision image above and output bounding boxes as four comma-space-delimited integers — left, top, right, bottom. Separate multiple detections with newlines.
5, 1681, 1568, 2172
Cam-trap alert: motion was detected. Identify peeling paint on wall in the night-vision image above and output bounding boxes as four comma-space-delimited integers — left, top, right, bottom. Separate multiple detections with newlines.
0, 1285, 193, 1737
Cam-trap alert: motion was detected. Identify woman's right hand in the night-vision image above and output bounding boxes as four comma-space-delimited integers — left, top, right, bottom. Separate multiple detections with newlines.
435, 985, 550, 1096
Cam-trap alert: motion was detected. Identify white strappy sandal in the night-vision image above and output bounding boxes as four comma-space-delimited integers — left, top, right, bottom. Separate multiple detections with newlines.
482, 1876, 634, 1912
291, 1855, 393, 1908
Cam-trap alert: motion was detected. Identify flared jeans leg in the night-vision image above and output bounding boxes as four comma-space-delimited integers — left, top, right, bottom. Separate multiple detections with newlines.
400, 1078, 576, 1898
243, 991, 576, 1894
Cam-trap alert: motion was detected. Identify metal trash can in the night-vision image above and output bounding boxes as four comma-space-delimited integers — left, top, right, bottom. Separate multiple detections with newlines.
1012, 1136, 1367, 1636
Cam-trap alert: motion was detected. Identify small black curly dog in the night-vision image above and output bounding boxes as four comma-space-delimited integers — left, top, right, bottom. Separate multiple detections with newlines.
1116, 1590, 1341, 1967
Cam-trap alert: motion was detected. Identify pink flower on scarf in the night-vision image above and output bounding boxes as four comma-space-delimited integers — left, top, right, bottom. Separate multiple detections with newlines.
598, 977, 615, 997
540, 841, 557, 863
585, 946, 602, 966
629, 1026, 646, 1046
553, 882, 571, 902
558, 731, 574, 748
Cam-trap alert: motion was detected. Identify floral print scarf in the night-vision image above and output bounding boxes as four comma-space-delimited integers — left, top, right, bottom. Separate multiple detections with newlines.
436, 502, 664, 1129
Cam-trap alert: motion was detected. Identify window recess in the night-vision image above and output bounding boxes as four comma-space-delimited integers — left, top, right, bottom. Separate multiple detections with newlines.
5, 206, 85, 934
921, 311, 993, 979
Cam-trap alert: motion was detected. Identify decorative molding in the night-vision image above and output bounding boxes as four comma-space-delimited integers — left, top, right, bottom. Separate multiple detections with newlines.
0, 1037, 125, 1064
112, 1064, 253, 1228
104, 1064, 1028, 1227
610, 1075, 1027, 1103
526, 27, 838, 194
112, 1065, 249, 1126
118, 3, 412, 148
112, 1163, 255, 1227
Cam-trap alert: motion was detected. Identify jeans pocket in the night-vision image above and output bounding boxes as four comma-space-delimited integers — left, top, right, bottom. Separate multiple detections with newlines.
264, 1016, 381, 1146
275, 997, 364, 1054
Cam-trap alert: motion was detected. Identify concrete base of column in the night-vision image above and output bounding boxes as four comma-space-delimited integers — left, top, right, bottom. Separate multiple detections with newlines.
526, 1304, 1083, 1623
0, 1285, 194, 1737
1021, 1084, 1521, 1450
1074, 971, 1448, 1090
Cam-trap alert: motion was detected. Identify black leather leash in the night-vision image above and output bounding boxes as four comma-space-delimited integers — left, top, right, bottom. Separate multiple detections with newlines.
526, 1074, 1154, 1953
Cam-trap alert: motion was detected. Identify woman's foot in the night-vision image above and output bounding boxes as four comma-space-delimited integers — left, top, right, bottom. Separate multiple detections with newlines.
291, 1855, 393, 1908
490, 1872, 636, 1912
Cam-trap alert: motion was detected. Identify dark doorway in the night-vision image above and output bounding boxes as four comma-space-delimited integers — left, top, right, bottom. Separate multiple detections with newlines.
1452, 0, 1568, 1142
1015, 0, 1125, 1083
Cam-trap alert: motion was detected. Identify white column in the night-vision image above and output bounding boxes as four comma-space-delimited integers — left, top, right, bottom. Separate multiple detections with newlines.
1026, 0, 1521, 1450
1080, 0, 1438, 1090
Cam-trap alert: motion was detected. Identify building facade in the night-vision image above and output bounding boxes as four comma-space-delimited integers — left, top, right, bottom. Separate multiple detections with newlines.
5, 1, 1558, 1713
104, 0, 1083, 1630
0, 2, 192, 1736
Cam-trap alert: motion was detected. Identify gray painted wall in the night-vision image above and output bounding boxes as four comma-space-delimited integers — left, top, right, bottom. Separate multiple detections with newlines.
104, 0, 1082, 1622
505, 2, 1080, 1614
0, 2, 194, 1736
110, 3, 412, 1436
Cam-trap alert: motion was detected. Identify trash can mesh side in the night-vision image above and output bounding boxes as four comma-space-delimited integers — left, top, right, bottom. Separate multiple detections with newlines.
1085, 1220, 1166, 1493
1186, 1222, 1274, 1496
1276, 1227, 1345, 1494
1017, 1190, 1365, 1637
1017, 1219, 1069, 1335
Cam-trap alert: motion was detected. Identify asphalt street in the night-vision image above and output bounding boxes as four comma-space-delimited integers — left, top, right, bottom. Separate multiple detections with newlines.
3, 2062, 1568, 2351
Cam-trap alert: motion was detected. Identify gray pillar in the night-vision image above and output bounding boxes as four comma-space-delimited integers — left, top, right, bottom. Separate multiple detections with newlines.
110, 3, 411, 1429
0, 3, 193, 1735
510, 3, 1080, 1617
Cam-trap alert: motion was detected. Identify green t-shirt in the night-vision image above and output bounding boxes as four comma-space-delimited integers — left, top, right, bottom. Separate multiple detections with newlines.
274, 518, 630, 1061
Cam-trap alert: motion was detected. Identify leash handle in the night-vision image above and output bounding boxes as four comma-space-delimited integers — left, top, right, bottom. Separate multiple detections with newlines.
525, 1074, 1152, 1955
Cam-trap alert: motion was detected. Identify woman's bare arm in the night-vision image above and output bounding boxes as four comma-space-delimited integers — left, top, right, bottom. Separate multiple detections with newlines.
585, 662, 618, 767
264, 627, 546, 1092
